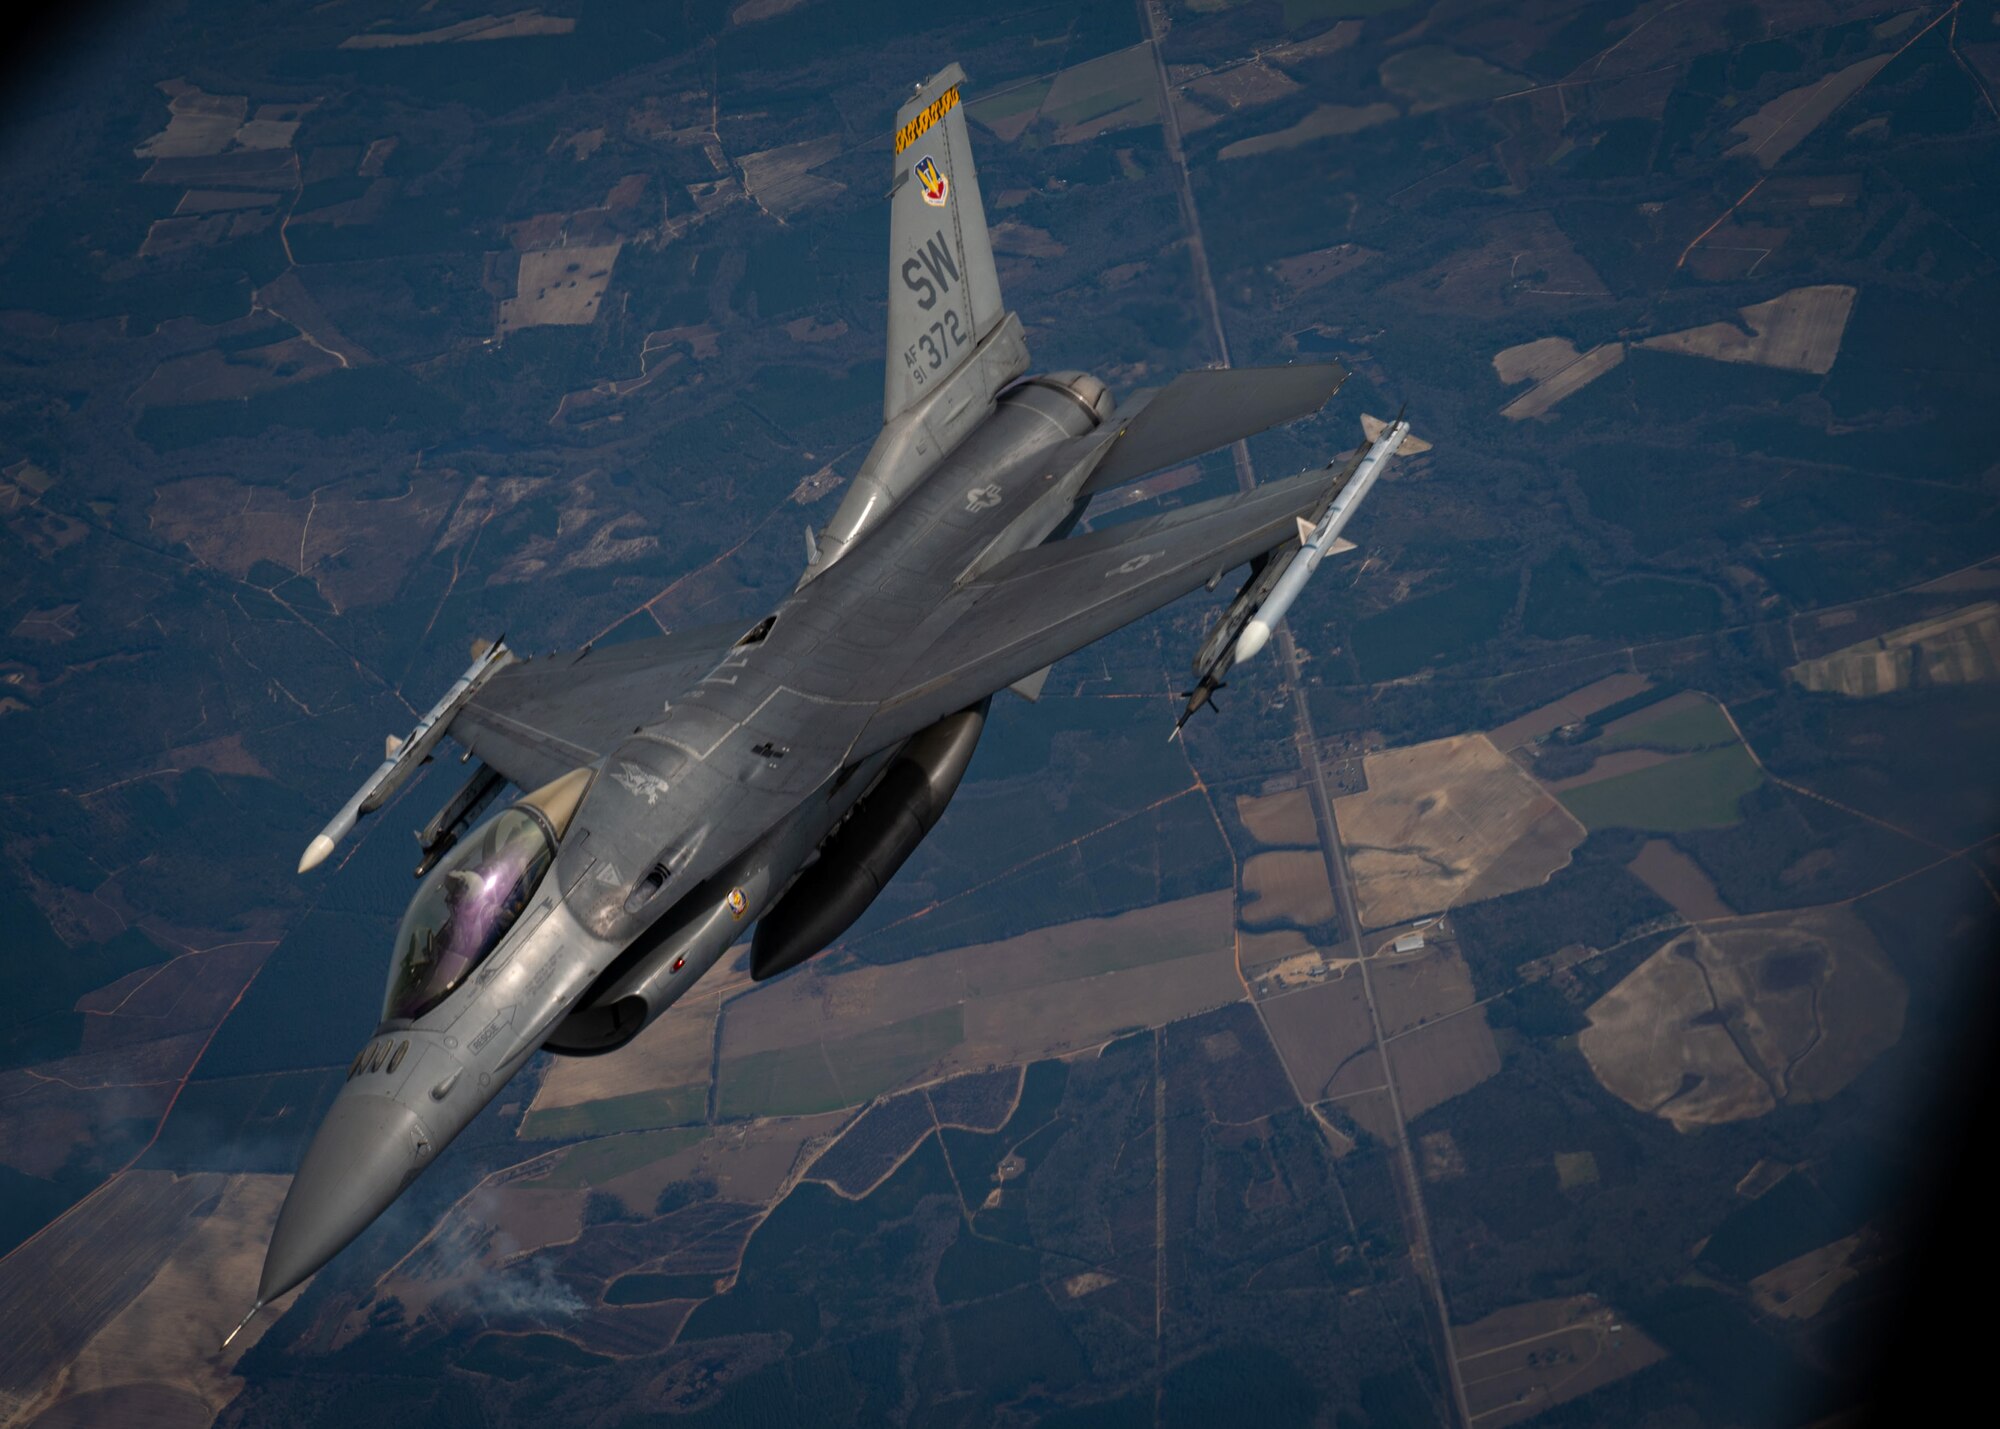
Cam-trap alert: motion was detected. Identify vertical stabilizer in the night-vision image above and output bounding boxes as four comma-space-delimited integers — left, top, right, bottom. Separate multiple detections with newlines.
802, 64, 1026, 585
886, 65, 1004, 423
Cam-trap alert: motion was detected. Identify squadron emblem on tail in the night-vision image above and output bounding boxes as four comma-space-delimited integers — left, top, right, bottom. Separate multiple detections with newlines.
915, 153, 949, 206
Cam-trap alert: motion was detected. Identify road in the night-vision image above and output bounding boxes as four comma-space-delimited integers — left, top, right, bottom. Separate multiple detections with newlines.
1135, 5, 1473, 1423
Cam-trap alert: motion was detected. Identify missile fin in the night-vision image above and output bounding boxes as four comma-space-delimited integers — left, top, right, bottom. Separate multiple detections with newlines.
1009, 664, 1052, 702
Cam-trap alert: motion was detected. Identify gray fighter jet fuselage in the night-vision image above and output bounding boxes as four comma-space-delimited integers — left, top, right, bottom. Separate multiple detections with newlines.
240, 63, 1406, 1335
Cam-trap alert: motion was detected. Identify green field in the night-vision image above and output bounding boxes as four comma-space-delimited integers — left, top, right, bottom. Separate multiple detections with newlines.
1188, 0, 1419, 26
1379, 45, 1523, 108
1282, 0, 1419, 25
967, 79, 1051, 128
1559, 745, 1765, 832
519, 1083, 707, 1141
1041, 46, 1157, 129
1597, 700, 1738, 753
1220, 104, 1400, 161
718, 1006, 966, 1120
532, 1127, 708, 1189
605, 1270, 719, 1305
1555, 1151, 1600, 1191
1045, 79, 1154, 128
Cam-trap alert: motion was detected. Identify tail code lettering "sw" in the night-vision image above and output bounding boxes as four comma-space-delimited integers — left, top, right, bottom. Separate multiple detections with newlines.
901, 230, 960, 311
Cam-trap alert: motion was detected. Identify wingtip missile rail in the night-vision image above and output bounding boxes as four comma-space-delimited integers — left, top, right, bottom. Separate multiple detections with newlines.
1173, 416, 1413, 734
297, 637, 517, 874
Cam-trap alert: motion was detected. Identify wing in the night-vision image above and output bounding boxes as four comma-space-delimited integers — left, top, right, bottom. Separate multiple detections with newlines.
1082, 363, 1347, 494
858, 466, 1335, 747
449, 621, 748, 789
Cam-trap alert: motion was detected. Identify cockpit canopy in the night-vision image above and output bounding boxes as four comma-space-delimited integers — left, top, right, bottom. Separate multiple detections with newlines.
383, 807, 555, 1023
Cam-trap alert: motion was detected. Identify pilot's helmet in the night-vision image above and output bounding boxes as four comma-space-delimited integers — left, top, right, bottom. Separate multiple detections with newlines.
382, 807, 556, 1022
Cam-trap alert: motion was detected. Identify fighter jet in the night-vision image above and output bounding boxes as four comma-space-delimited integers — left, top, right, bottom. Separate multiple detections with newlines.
235, 63, 1398, 1340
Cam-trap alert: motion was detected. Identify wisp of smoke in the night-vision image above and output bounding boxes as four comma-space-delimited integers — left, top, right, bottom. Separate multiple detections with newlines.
439, 1255, 587, 1324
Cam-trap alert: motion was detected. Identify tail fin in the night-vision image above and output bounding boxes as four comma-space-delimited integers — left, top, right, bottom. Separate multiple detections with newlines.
886, 65, 1004, 423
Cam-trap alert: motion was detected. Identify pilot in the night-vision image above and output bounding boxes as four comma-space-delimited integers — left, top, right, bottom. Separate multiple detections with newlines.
386, 810, 554, 1022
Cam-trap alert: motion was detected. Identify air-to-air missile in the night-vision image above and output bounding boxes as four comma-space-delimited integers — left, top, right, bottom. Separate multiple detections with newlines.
1174, 414, 1423, 735
295, 637, 516, 874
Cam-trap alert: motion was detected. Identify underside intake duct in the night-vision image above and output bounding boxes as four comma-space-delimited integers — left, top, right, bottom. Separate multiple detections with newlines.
750, 699, 990, 981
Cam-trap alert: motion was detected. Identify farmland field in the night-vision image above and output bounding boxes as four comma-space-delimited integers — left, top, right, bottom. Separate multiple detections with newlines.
519, 1083, 707, 1140
1597, 698, 1737, 753
717, 1007, 966, 1120
1558, 744, 1764, 832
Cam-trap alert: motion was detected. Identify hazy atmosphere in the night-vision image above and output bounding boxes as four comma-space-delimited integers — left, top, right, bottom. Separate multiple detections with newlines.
1, 1, 1997, 1426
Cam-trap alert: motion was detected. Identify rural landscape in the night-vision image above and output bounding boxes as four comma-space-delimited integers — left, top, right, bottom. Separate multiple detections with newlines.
2, 0, 1997, 1425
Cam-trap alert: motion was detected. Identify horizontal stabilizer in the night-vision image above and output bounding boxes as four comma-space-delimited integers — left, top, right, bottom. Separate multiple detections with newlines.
1083, 362, 1347, 494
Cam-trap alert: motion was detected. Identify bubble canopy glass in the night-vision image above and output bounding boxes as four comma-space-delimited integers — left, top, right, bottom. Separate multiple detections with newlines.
383, 807, 555, 1022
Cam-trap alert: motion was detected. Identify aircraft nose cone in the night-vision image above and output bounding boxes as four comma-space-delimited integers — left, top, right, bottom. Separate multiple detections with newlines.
259, 1091, 434, 1303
